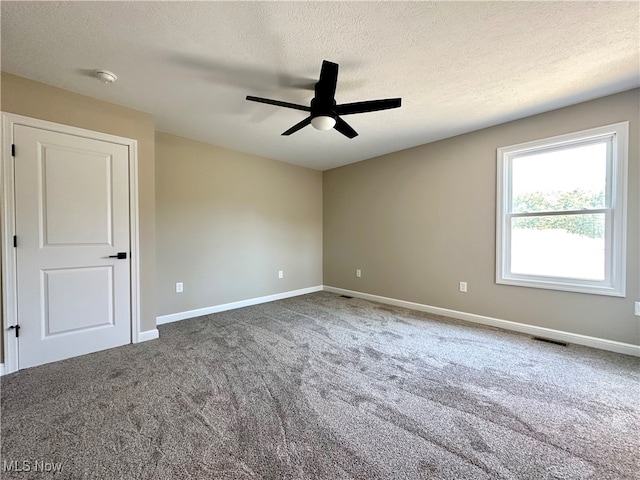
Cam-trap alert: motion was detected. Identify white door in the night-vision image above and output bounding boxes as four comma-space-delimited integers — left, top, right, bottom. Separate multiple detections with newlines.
13, 125, 131, 369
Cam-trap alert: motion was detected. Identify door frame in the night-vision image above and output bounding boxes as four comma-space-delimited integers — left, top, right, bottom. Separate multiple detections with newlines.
1, 112, 142, 374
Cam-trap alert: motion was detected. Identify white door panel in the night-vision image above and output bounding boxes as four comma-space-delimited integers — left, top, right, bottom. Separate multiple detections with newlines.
14, 125, 131, 369
42, 266, 115, 335
41, 145, 114, 245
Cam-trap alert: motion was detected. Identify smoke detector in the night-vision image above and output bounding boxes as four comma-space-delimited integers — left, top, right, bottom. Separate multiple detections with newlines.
94, 70, 117, 84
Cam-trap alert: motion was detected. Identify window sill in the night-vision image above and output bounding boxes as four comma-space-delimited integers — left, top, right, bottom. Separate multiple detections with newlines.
496, 276, 625, 297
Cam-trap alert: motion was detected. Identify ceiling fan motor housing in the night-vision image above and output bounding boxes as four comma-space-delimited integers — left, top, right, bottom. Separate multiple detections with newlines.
310, 97, 337, 120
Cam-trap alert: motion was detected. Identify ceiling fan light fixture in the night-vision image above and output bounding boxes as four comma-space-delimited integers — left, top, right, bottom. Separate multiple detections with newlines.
311, 115, 336, 131
94, 69, 118, 84
246, 60, 401, 139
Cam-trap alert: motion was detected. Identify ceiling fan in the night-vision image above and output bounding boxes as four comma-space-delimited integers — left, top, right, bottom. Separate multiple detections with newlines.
246, 60, 401, 139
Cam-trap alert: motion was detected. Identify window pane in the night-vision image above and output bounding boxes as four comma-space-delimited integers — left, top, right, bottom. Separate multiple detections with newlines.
511, 142, 607, 213
510, 214, 605, 280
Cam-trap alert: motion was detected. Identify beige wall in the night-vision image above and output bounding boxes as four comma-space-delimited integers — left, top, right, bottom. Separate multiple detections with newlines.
0, 73, 157, 349
324, 89, 640, 345
155, 132, 322, 317
1, 71, 637, 364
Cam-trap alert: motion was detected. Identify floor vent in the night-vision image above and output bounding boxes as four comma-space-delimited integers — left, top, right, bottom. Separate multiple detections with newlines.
532, 336, 568, 347
340, 295, 353, 299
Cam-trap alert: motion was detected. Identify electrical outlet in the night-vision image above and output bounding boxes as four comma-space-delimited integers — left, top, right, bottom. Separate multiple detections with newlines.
635, 301, 640, 316
356, 269, 361, 278
176, 282, 183, 293
278, 270, 284, 279
459, 281, 468, 293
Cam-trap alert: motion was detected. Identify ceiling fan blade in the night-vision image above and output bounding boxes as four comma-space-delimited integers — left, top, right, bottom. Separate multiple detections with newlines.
246, 95, 310, 112
334, 116, 358, 139
336, 98, 402, 115
282, 116, 312, 136
316, 60, 339, 100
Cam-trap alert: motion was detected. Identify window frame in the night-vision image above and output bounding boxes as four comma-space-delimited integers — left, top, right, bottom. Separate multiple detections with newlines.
496, 122, 628, 297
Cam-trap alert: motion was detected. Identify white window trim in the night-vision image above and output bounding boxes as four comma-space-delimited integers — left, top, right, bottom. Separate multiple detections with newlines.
496, 122, 628, 297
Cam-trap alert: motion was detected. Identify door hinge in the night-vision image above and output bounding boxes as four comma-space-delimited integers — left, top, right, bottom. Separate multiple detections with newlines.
8, 324, 20, 338
11, 144, 15, 157
13, 235, 17, 248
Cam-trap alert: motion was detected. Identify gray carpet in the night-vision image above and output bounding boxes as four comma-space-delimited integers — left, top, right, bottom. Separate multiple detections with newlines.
1, 292, 638, 479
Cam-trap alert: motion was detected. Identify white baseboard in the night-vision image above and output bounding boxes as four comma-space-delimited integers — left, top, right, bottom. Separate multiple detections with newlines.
156, 285, 324, 326
323, 286, 640, 357
137, 328, 159, 343
0, 363, 5, 376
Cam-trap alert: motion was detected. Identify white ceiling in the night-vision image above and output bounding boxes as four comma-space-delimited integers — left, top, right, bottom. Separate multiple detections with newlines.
2, 1, 638, 171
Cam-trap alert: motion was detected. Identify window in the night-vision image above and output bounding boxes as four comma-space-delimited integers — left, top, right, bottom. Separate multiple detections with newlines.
496, 122, 628, 296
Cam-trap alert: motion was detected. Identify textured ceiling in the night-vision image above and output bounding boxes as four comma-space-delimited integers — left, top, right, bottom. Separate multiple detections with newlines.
1, 1, 638, 170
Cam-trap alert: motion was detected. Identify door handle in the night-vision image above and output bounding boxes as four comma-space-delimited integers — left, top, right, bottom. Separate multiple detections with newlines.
108, 252, 127, 260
